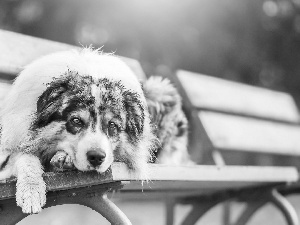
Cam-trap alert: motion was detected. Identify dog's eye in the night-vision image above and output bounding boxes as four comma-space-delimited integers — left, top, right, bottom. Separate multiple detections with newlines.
71, 117, 83, 126
107, 121, 119, 137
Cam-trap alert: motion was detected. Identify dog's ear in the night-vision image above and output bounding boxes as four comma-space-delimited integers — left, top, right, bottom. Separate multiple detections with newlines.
34, 81, 69, 128
122, 90, 145, 143
37, 83, 68, 113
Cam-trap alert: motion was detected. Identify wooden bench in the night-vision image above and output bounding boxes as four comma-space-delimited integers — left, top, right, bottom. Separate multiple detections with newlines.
175, 70, 300, 167
173, 70, 300, 224
0, 29, 299, 225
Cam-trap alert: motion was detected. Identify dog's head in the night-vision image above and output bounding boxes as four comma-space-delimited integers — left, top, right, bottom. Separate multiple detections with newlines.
32, 71, 147, 173
0, 49, 154, 179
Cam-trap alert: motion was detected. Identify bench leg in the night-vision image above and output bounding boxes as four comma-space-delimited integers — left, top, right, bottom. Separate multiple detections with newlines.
0, 194, 132, 225
176, 188, 299, 225
269, 189, 299, 225
89, 194, 132, 225
232, 201, 266, 225
166, 199, 175, 225
222, 201, 231, 225
0, 201, 28, 225
0, 182, 132, 225
231, 189, 299, 225
180, 200, 221, 225
45, 192, 132, 225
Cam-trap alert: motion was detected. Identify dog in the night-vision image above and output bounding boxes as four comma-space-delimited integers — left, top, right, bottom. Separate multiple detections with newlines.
0, 48, 154, 214
143, 76, 193, 165
49, 76, 193, 170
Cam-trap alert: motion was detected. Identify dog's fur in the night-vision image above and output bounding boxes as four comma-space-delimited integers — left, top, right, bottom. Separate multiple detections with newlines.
0, 48, 154, 213
49, 76, 193, 170
143, 76, 193, 165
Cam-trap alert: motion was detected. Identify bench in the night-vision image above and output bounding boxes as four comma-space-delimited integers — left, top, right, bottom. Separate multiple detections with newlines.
172, 70, 300, 224
174, 70, 300, 166
0, 29, 299, 225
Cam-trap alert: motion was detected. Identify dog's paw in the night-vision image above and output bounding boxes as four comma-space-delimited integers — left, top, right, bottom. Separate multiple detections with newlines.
16, 176, 46, 214
50, 151, 74, 171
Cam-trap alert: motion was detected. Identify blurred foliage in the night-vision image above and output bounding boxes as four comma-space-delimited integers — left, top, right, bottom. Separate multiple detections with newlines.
2, 0, 300, 103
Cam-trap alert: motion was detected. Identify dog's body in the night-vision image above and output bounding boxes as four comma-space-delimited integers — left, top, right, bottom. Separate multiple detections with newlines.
0, 48, 154, 213
143, 76, 193, 165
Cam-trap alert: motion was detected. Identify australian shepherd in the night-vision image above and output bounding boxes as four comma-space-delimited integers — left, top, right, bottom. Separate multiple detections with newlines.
0, 48, 154, 213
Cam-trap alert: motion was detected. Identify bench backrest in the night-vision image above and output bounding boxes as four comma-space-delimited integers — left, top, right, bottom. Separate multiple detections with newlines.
2, 29, 300, 168
0, 30, 146, 80
0, 29, 146, 106
175, 70, 300, 166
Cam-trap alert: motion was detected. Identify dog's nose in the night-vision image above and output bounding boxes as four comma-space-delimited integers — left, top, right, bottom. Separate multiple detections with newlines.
87, 150, 106, 167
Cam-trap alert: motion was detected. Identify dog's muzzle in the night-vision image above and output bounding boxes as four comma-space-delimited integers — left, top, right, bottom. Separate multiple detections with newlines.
86, 150, 106, 167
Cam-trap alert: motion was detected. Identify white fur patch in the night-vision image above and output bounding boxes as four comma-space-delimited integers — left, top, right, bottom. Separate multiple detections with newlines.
14, 153, 46, 214
91, 84, 101, 110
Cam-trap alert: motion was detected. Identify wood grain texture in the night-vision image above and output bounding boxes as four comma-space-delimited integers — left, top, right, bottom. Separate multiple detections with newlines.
200, 111, 300, 155
177, 70, 300, 123
0, 30, 146, 80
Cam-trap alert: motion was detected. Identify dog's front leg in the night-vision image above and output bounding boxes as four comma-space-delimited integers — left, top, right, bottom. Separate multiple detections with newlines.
50, 150, 74, 171
14, 153, 46, 214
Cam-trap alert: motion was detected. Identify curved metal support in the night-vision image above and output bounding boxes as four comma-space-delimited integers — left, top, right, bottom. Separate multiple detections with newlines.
44, 189, 132, 225
229, 188, 299, 225
0, 201, 28, 225
222, 201, 231, 225
0, 181, 131, 225
269, 189, 299, 225
166, 199, 175, 225
232, 201, 266, 225
181, 200, 221, 225
1, 194, 132, 225
78, 194, 132, 225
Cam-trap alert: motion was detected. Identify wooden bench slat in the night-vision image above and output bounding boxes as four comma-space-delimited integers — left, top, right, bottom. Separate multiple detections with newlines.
177, 70, 300, 123
200, 111, 300, 156
0, 163, 297, 200
0, 30, 146, 80
122, 180, 285, 193
111, 163, 298, 184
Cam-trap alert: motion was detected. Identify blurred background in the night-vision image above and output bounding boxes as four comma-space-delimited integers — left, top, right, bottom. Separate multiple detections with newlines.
2, 0, 300, 224
2, 0, 300, 103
